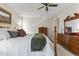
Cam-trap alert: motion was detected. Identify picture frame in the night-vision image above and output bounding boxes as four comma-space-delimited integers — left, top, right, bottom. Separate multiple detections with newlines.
0, 7, 11, 24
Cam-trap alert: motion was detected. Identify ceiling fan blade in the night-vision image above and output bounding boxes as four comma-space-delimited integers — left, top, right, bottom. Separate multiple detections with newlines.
46, 6, 48, 11
38, 6, 44, 9
42, 3, 49, 6
49, 4, 58, 7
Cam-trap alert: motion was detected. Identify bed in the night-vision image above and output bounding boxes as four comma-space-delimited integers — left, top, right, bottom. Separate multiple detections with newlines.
0, 29, 54, 56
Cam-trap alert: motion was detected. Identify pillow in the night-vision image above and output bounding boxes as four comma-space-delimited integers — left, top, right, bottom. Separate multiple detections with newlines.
17, 29, 26, 37
0, 30, 10, 40
8, 31, 20, 38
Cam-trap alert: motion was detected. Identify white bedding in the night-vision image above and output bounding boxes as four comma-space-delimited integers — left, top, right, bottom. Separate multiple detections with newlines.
0, 34, 54, 56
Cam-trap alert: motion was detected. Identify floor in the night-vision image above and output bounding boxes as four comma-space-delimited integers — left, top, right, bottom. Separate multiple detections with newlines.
57, 44, 75, 56
49, 40, 75, 56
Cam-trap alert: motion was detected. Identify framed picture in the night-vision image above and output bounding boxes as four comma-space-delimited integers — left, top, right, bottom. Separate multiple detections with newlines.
0, 7, 11, 24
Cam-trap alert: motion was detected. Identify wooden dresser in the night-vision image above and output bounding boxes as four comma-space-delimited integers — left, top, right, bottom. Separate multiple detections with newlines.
57, 33, 79, 55
65, 35, 79, 55
38, 27, 47, 36
57, 33, 65, 45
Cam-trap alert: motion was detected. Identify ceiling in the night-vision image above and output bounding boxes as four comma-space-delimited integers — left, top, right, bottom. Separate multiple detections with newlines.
6, 3, 79, 17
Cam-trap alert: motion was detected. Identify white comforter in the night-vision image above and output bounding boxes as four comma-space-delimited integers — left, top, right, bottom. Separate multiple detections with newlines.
0, 34, 54, 56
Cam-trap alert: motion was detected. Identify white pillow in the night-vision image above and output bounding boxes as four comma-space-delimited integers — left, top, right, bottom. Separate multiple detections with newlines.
0, 30, 10, 40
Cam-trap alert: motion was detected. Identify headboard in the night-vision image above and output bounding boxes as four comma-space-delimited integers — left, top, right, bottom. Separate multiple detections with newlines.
0, 26, 9, 28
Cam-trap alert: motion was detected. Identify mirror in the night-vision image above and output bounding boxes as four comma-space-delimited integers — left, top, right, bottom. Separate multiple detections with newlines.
64, 13, 79, 34
65, 19, 79, 33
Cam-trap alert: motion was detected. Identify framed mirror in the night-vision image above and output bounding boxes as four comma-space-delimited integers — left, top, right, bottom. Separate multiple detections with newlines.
0, 7, 11, 24
64, 13, 79, 34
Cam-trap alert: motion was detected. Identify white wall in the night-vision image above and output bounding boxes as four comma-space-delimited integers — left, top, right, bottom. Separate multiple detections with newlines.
23, 16, 56, 40
0, 3, 23, 30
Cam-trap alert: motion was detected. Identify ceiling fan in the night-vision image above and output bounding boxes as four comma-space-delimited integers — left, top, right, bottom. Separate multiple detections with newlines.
38, 3, 58, 12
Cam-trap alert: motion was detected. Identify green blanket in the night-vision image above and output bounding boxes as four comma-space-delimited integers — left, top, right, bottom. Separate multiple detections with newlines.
31, 33, 46, 51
